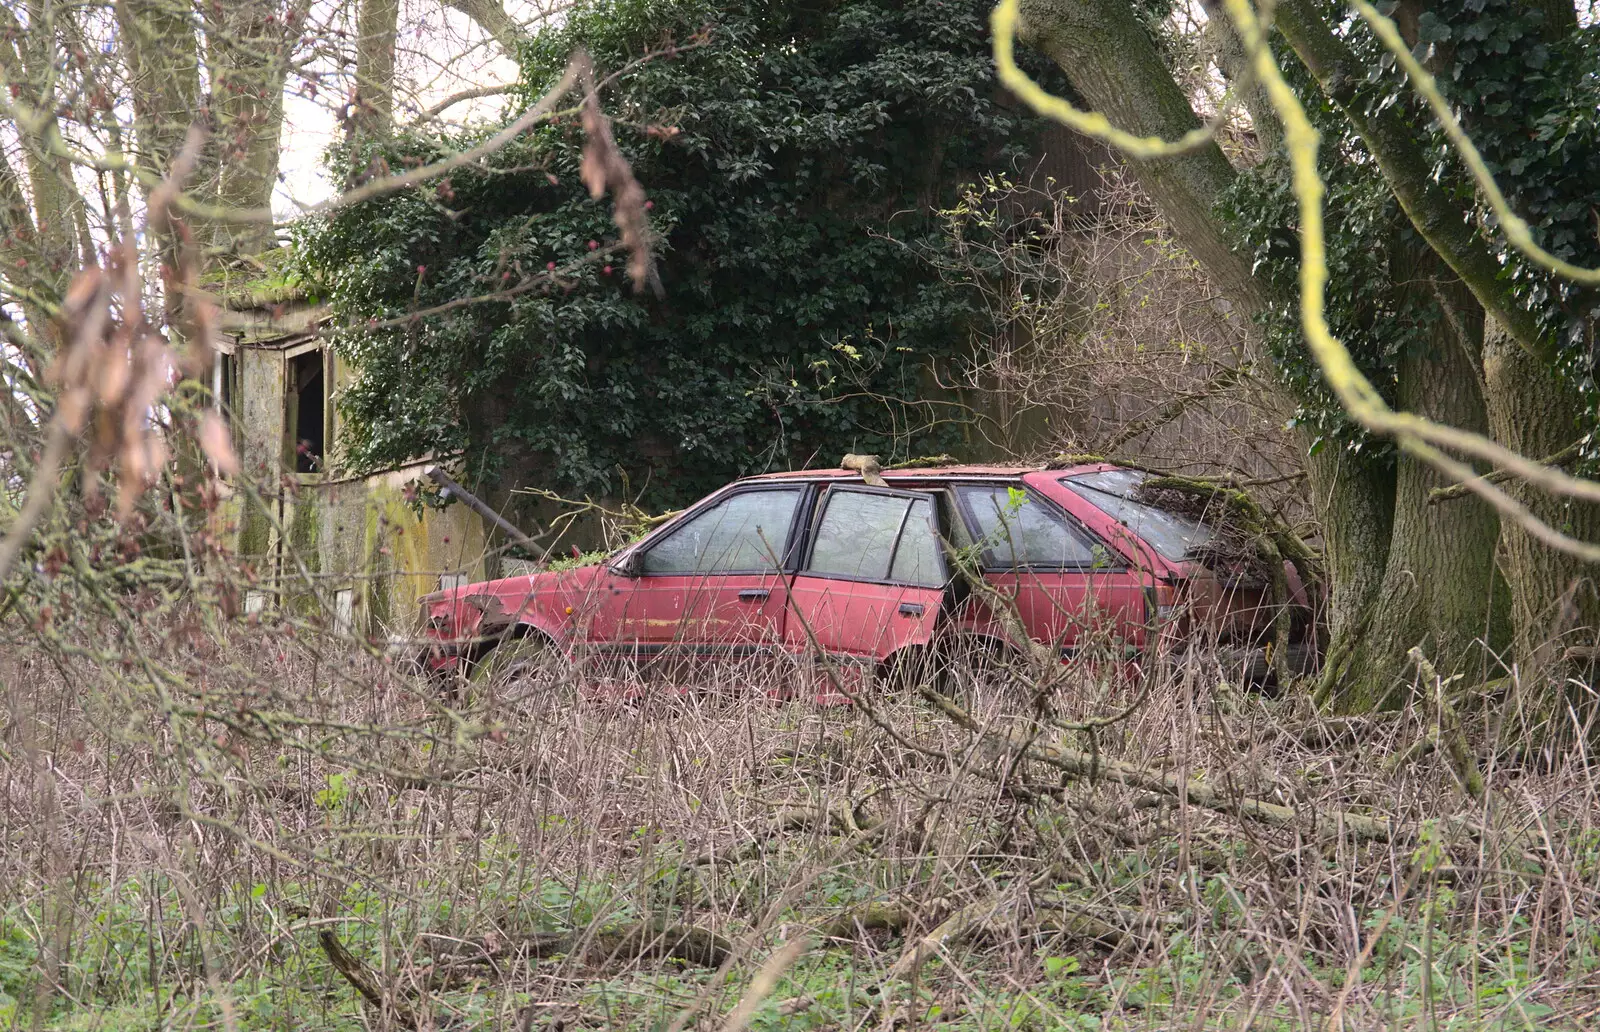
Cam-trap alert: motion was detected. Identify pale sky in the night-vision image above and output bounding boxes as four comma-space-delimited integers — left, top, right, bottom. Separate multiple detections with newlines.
273, 0, 536, 218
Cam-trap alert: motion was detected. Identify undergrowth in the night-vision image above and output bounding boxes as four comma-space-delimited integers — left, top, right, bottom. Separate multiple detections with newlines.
6, 610, 1600, 1031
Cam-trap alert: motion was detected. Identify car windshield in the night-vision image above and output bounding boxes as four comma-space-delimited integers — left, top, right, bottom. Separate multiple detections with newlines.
1062, 469, 1214, 561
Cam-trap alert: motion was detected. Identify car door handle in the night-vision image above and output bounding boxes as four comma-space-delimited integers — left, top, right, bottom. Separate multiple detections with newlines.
898, 602, 925, 617
737, 589, 770, 601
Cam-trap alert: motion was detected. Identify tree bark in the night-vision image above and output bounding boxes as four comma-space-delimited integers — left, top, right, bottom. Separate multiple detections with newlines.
117, 0, 202, 182
1321, 331, 1509, 710
1198, 0, 1283, 154
1016, 0, 1266, 315
203, 0, 298, 256
352, 0, 402, 139
1304, 443, 1393, 663
442, 0, 527, 57
117, 0, 204, 338
1, 2, 83, 302
0, 147, 56, 361
1481, 318, 1600, 724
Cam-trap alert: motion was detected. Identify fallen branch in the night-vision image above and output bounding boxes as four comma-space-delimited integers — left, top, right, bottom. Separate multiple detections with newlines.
1403, 647, 1485, 800
886, 893, 1009, 983
420, 920, 733, 973
815, 901, 915, 940
920, 689, 1523, 847
320, 930, 418, 1027
1428, 441, 1582, 505
1237, 712, 1397, 751
691, 805, 884, 867
883, 882, 1162, 985
595, 921, 734, 968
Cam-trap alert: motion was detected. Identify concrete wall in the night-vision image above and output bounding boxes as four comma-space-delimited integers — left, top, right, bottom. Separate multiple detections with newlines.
288, 463, 490, 641
221, 461, 490, 643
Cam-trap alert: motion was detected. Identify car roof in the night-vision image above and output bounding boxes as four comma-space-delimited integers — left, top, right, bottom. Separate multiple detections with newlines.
738, 462, 1109, 483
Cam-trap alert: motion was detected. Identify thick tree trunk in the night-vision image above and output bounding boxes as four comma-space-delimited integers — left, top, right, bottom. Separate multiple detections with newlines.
352, 0, 402, 139
118, 0, 203, 341
1304, 444, 1393, 662
118, 0, 202, 181
1320, 286, 1509, 709
204, 0, 295, 256
1481, 318, 1600, 738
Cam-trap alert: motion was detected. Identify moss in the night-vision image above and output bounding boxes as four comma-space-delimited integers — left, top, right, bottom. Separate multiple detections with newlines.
205, 246, 315, 309
286, 493, 322, 616
363, 502, 393, 639
886, 454, 964, 470
236, 494, 275, 558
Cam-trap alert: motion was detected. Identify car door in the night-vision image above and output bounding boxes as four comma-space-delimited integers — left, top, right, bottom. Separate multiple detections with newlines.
952, 482, 1154, 658
785, 486, 947, 670
583, 485, 805, 669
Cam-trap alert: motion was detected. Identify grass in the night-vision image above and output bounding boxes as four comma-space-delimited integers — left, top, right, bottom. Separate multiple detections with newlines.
5, 623, 1600, 1032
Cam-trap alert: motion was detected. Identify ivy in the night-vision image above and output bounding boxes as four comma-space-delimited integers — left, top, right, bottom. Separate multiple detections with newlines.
1420, 1, 1600, 411
295, 0, 1061, 508
1219, 0, 1600, 461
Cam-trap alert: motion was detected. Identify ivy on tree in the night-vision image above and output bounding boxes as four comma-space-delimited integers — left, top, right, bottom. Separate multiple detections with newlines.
295, 0, 1061, 509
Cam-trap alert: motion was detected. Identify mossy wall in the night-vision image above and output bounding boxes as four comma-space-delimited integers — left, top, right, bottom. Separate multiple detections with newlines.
275, 465, 489, 642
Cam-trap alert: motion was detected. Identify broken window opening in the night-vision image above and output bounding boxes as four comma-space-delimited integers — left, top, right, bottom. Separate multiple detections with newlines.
289, 349, 326, 473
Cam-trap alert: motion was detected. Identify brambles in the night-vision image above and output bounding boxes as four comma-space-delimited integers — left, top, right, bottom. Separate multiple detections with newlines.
9, 628, 1600, 1029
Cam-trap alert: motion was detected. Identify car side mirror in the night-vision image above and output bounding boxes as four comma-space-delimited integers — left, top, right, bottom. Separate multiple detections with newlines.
611, 551, 642, 578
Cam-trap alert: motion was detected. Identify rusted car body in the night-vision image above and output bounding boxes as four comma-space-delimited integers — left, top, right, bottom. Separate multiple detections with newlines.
418, 463, 1317, 689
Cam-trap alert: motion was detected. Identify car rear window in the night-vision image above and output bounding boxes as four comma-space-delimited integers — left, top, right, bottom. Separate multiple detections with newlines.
1061, 469, 1214, 562
807, 490, 943, 587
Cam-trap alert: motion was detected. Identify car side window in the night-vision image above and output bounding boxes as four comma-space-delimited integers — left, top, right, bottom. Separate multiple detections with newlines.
958, 484, 1108, 569
807, 490, 943, 587
889, 498, 941, 585
640, 488, 801, 574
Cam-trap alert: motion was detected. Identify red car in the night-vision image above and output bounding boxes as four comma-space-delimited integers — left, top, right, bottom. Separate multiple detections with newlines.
418, 463, 1317, 692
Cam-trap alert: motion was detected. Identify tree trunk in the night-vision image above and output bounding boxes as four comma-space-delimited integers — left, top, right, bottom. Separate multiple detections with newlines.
443, 0, 527, 57
1199, 0, 1282, 154
118, 0, 204, 339
1017, 0, 1405, 695
352, 0, 401, 139
1320, 284, 1509, 710
1273, 0, 1549, 361
1481, 317, 1600, 739
1304, 443, 1393, 666
1016, 0, 1266, 315
2, 1, 83, 304
204, 0, 296, 256
118, 0, 202, 181
0, 147, 56, 362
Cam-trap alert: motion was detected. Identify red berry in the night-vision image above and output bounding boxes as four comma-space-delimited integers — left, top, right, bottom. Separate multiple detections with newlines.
546, 261, 556, 270
588, 240, 599, 250
644, 200, 654, 210
603, 265, 612, 275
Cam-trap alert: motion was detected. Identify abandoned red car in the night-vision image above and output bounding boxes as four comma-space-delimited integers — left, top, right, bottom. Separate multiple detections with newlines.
418, 462, 1317, 691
